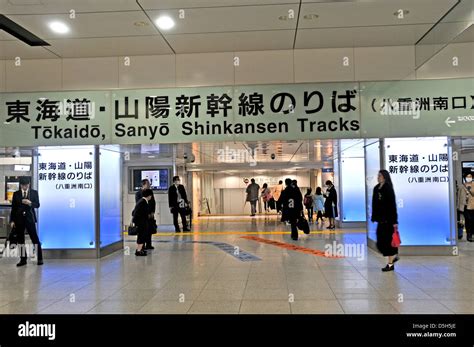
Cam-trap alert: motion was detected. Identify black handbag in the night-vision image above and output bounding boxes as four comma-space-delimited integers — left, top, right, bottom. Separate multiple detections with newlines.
185, 206, 192, 216
297, 215, 310, 234
148, 218, 157, 235
128, 223, 138, 236
7, 227, 19, 247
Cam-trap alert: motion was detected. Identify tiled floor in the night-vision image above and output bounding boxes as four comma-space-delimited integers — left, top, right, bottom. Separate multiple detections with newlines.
0, 215, 473, 314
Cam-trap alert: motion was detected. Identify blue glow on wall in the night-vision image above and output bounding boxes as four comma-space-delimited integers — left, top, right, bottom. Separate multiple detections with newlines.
340, 139, 366, 222
99, 146, 122, 247
384, 137, 452, 246
341, 157, 366, 221
364, 140, 381, 243
38, 146, 95, 249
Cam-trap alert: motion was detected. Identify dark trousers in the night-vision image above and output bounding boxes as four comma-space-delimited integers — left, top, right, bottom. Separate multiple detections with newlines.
276, 199, 282, 213
457, 209, 464, 239
315, 210, 324, 222
465, 209, 474, 239
136, 224, 147, 245
173, 208, 188, 231
289, 216, 298, 239
144, 223, 152, 248
16, 221, 43, 262
306, 208, 313, 222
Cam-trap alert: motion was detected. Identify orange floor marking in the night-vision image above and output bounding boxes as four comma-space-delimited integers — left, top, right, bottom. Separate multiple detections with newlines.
240, 236, 344, 258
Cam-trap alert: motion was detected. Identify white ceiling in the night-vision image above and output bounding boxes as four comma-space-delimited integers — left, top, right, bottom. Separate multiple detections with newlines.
0, 0, 465, 59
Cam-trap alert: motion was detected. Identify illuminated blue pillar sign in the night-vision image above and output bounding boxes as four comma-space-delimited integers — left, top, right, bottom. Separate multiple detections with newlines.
384, 137, 452, 246
38, 146, 96, 249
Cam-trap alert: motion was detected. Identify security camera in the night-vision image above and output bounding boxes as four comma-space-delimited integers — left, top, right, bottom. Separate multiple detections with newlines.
271, 153, 276, 160
12, 148, 20, 158
184, 152, 195, 163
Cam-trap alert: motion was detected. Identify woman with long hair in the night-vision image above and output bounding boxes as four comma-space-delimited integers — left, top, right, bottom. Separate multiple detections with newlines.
261, 183, 272, 213
314, 187, 325, 225
371, 169, 399, 272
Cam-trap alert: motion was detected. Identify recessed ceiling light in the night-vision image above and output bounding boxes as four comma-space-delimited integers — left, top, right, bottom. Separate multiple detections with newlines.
48, 21, 69, 34
155, 16, 175, 30
303, 14, 319, 20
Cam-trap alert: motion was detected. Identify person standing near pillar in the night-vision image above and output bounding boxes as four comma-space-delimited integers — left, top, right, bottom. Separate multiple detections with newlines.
324, 180, 338, 230
10, 177, 43, 267
135, 179, 156, 250
371, 170, 399, 272
132, 189, 153, 256
168, 176, 190, 233
459, 173, 474, 242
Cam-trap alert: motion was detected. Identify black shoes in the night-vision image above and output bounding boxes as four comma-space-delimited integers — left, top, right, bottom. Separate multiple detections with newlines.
37, 260, 44, 266
144, 245, 155, 250
135, 250, 147, 256
183, 228, 191, 232
382, 264, 394, 272
16, 260, 27, 267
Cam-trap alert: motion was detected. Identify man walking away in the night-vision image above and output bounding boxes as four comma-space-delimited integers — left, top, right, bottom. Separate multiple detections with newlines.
246, 178, 260, 217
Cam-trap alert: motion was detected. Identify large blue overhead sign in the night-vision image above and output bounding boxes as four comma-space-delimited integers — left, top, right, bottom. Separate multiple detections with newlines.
1, 78, 473, 147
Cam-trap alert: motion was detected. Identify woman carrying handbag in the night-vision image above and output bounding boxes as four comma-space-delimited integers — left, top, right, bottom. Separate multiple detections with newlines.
371, 169, 400, 272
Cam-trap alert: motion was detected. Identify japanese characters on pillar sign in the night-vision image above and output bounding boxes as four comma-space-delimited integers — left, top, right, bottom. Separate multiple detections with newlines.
38, 159, 94, 191
1, 78, 474, 147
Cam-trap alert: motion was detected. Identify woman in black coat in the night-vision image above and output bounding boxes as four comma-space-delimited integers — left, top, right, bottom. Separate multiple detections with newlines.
323, 180, 338, 230
132, 189, 153, 256
371, 170, 399, 272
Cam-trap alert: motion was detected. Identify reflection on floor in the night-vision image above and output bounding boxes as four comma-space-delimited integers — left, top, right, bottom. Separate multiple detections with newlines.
0, 215, 473, 314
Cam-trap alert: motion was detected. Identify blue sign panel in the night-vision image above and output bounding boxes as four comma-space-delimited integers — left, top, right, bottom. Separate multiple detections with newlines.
383, 137, 453, 246
38, 146, 96, 249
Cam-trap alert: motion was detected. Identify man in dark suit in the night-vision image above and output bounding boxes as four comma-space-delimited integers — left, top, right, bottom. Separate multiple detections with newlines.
280, 178, 303, 241
135, 179, 156, 250
168, 175, 190, 233
9, 177, 43, 266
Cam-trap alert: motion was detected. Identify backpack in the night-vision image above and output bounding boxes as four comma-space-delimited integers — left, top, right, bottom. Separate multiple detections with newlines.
304, 195, 313, 207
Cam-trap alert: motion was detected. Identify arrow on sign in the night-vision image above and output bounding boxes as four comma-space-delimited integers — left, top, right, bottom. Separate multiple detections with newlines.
445, 117, 456, 127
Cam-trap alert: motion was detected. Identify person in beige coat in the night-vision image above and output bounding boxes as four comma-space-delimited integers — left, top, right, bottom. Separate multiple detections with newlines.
458, 173, 474, 242
272, 180, 284, 215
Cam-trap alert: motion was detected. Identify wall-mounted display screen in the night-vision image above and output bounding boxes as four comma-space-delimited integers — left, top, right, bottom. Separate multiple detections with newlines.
130, 167, 170, 192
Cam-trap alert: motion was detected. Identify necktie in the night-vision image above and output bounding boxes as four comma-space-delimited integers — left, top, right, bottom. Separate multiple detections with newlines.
23, 191, 27, 199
